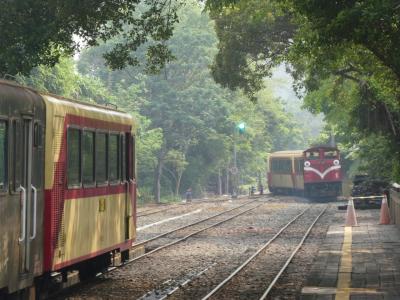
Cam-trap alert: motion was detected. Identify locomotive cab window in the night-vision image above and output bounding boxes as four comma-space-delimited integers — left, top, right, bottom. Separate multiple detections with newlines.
324, 150, 338, 159
67, 128, 81, 187
0, 121, 7, 191
306, 151, 320, 160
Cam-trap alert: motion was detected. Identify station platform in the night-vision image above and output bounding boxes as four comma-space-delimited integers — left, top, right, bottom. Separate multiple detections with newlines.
301, 209, 400, 300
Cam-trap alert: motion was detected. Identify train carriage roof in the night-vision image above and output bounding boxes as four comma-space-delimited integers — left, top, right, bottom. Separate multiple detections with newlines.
42, 94, 135, 129
268, 150, 304, 159
0, 79, 136, 129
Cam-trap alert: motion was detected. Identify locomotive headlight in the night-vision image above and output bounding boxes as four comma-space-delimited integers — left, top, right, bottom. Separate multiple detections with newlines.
304, 161, 311, 167
333, 159, 340, 166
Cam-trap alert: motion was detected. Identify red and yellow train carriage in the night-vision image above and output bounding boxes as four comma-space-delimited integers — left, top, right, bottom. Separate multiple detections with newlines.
267, 150, 304, 194
0, 80, 137, 297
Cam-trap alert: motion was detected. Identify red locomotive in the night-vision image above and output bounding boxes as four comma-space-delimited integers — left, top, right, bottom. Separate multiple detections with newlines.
303, 146, 342, 197
267, 146, 342, 197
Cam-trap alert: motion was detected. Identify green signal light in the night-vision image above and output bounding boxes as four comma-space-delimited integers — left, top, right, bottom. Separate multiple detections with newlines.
237, 122, 245, 133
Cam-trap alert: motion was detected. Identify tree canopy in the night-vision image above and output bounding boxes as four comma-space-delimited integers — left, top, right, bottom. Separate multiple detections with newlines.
205, 0, 400, 181
17, 2, 308, 202
0, 0, 181, 76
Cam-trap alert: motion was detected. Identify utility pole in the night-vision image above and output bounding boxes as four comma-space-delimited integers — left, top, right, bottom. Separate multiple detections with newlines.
232, 122, 245, 198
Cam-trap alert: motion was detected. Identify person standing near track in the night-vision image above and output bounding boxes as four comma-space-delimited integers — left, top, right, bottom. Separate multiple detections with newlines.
186, 187, 192, 202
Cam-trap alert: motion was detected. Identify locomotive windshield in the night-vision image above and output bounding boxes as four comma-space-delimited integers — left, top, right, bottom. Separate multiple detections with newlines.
305, 151, 320, 160
323, 150, 338, 159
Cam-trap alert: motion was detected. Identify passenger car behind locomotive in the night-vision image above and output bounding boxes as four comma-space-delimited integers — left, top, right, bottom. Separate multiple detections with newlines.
267, 146, 342, 197
0, 80, 137, 297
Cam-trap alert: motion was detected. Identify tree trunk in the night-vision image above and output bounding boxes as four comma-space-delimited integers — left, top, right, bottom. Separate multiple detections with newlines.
176, 171, 183, 198
153, 150, 165, 203
218, 168, 222, 195
225, 167, 229, 195
153, 160, 162, 203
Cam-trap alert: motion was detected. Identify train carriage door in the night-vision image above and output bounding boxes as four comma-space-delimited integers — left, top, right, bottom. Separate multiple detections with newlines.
17, 114, 45, 291
123, 132, 136, 241
19, 118, 34, 275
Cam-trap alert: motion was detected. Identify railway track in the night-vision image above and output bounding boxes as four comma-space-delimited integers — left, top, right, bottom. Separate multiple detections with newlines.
137, 195, 251, 218
135, 198, 260, 244
149, 205, 327, 300
130, 199, 263, 262
199, 205, 327, 300
47, 199, 263, 299
137, 205, 180, 217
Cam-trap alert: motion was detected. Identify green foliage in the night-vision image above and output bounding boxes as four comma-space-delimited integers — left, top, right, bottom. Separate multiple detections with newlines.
206, 0, 400, 181
208, 0, 295, 97
76, 2, 307, 200
14, 2, 309, 202
0, 0, 182, 77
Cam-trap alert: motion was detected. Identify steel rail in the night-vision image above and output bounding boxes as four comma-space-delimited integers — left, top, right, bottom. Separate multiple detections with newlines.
201, 206, 312, 300
259, 206, 327, 300
137, 195, 253, 217
133, 199, 260, 248
127, 202, 264, 265
156, 263, 217, 300
137, 206, 180, 217
137, 206, 167, 214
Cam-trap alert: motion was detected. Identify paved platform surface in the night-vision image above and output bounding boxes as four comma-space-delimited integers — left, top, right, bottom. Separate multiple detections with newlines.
301, 209, 400, 300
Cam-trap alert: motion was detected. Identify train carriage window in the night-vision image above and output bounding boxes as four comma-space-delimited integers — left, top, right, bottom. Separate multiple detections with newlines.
271, 159, 280, 173
67, 128, 81, 187
96, 132, 107, 184
131, 135, 136, 179
282, 159, 292, 173
270, 159, 292, 174
295, 159, 304, 174
120, 134, 126, 181
82, 131, 95, 185
12, 120, 21, 191
33, 122, 42, 147
126, 134, 135, 180
108, 134, 119, 182
0, 121, 7, 191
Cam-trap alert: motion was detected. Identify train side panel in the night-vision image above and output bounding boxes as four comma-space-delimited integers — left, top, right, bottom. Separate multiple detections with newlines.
293, 158, 304, 191
0, 82, 46, 294
42, 95, 137, 272
53, 193, 128, 269
267, 151, 304, 194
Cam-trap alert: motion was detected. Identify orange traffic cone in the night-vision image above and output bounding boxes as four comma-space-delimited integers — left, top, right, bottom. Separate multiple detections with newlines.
379, 195, 391, 225
345, 198, 358, 226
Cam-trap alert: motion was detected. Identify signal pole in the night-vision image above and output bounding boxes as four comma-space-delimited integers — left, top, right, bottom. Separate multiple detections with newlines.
232, 132, 238, 198
232, 122, 245, 198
